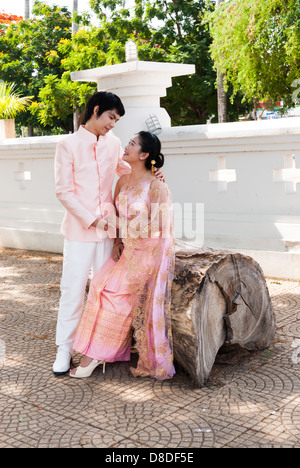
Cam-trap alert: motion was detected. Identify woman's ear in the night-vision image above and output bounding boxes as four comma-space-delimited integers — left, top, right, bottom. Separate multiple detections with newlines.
139, 152, 149, 161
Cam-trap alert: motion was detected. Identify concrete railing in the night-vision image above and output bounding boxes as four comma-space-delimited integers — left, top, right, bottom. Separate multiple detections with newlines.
0, 118, 300, 279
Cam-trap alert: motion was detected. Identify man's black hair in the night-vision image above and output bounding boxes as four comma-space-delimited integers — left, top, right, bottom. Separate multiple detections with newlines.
83, 91, 125, 123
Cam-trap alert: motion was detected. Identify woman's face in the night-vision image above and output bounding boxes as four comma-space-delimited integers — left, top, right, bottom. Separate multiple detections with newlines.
123, 135, 145, 164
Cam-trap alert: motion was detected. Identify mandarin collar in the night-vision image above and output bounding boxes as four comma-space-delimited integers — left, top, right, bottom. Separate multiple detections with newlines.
78, 125, 106, 143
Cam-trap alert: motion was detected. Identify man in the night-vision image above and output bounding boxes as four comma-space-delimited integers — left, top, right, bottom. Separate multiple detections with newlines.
53, 91, 131, 375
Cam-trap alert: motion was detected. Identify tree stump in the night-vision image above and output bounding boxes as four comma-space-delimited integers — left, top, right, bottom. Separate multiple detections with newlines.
171, 242, 276, 387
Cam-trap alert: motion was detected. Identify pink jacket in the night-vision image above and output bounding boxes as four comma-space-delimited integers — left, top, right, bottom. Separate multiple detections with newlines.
55, 125, 131, 242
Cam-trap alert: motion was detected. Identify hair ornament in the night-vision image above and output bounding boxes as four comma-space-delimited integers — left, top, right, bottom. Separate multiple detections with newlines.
151, 160, 156, 174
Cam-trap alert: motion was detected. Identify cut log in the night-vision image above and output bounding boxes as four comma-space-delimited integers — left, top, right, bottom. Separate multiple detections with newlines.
172, 241, 276, 387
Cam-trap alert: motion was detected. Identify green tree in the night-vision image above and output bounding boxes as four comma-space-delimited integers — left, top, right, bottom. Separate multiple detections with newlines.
144, 0, 218, 124
89, 0, 249, 124
87, 0, 218, 124
206, 0, 300, 107
0, 1, 73, 133
0, 0, 251, 133
31, 25, 100, 131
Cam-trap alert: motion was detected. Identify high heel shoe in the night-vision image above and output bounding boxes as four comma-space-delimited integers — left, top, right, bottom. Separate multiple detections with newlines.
69, 359, 106, 379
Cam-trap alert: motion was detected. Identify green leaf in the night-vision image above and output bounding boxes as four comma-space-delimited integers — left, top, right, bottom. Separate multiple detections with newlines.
0, 82, 33, 119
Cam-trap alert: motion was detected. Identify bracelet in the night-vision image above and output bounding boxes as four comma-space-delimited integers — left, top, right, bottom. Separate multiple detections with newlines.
114, 239, 123, 247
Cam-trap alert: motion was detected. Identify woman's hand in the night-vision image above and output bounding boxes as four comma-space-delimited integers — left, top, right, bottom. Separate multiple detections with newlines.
112, 242, 124, 262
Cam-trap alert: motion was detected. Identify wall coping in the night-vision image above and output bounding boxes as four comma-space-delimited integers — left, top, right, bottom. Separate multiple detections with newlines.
0, 134, 66, 152
160, 118, 300, 141
1, 117, 300, 153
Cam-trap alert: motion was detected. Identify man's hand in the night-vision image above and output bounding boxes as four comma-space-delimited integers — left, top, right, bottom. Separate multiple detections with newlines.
90, 217, 108, 231
153, 167, 165, 183
91, 218, 100, 228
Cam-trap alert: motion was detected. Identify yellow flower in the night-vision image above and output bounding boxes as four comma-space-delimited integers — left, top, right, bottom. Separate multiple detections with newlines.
59, 38, 70, 45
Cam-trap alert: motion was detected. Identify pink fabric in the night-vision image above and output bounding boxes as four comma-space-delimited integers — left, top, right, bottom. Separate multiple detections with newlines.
74, 174, 176, 381
54, 125, 131, 242
74, 257, 133, 362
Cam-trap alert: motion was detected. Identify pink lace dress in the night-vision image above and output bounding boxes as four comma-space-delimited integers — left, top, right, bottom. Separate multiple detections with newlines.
73, 174, 176, 380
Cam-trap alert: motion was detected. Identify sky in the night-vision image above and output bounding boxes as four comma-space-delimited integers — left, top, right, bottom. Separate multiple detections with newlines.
2, 0, 98, 17
2, 0, 137, 25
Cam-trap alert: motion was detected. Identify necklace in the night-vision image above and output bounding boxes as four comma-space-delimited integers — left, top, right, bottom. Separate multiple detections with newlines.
125, 171, 149, 192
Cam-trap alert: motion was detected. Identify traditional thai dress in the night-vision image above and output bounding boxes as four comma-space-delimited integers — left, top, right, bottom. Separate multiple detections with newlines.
73, 173, 176, 381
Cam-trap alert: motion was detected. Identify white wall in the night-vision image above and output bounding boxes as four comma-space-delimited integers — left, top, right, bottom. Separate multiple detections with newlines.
0, 118, 300, 279
161, 120, 300, 250
0, 135, 65, 253
160, 119, 300, 279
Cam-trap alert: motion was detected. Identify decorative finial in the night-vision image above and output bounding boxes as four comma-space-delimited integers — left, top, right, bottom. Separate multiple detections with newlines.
125, 40, 138, 62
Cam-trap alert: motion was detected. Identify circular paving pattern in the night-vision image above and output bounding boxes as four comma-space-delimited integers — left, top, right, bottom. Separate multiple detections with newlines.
0, 248, 300, 448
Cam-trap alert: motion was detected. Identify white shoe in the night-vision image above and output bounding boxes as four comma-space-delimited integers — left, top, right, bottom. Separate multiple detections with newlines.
53, 348, 72, 375
69, 360, 106, 379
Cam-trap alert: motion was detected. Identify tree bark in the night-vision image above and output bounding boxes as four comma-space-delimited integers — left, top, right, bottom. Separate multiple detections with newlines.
217, 68, 227, 123
72, 0, 79, 133
24, 0, 30, 19
171, 242, 276, 387
72, 0, 79, 34
215, 0, 227, 123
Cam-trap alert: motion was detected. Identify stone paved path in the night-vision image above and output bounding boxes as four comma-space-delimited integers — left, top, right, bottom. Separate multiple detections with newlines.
0, 249, 299, 448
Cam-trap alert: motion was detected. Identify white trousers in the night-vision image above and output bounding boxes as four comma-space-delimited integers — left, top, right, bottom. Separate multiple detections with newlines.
56, 238, 114, 353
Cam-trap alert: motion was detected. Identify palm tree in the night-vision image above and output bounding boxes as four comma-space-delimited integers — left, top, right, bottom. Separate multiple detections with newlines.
215, 0, 227, 123
72, 0, 79, 131
24, 0, 30, 19
72, 0, 79, 34
0, 82, 33, 120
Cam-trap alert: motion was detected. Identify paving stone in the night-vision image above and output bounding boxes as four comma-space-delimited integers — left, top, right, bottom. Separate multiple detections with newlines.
0, 248, 300, 448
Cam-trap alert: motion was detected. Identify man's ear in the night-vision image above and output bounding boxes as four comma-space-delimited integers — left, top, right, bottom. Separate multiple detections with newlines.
93, 105, 100, 118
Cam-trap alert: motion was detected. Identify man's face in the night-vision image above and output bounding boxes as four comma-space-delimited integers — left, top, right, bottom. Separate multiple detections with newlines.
94, 108, 120, 136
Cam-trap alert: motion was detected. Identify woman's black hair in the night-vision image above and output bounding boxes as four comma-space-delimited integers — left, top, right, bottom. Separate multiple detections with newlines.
83, 91, 125, 123
137, 131, 164, 171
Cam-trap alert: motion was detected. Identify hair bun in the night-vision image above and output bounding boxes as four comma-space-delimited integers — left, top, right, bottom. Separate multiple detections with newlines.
155, 152, 164, 169
137, 131, 165, 171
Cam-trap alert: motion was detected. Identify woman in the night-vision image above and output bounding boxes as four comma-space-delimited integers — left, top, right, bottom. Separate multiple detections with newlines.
70, 131, 176, 381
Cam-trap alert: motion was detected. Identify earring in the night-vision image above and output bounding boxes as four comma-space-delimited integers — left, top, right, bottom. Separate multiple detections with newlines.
151, 160, 156, 174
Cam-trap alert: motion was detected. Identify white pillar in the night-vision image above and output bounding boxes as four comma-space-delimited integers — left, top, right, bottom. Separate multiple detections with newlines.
71, 61, 195, 146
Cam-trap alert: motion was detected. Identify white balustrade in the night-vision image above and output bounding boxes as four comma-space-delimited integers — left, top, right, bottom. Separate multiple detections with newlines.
1, 111, 300, 279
